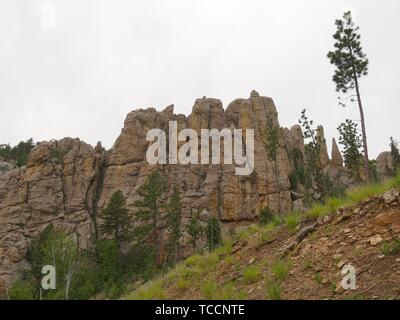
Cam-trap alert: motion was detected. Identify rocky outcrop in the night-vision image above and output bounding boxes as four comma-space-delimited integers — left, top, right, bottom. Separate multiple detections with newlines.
99, 94, 293, 223
331, 138, 343, 167
0, 92, 342, 293
376, 151, 393, 178
0, 158, 16, 177
0, 138, 107, 294
317, 126, 330, 168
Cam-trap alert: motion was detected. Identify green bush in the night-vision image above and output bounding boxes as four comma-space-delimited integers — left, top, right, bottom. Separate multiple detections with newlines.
243, 266, 260, 284
0, 138, 35, 167
205, 216, 222, 252
202, 279, 217, 299
124, 244, 156, 282
7, 280, 36, 300
271, 260, 291, 282
285, 213, 300, 232
96, 240, 124, 289
266, 280, 281, 300
49, 148, 68, 164
260, 207, 274, 225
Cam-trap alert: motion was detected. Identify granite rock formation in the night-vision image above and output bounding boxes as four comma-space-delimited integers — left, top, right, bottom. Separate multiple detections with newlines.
0, 92, 345, 293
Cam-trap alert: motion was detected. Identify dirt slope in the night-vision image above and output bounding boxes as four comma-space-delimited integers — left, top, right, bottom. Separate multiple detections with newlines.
125, 188, 400, 300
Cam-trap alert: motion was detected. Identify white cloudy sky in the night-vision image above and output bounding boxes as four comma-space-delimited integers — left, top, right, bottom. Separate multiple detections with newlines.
0, 0, 399, 158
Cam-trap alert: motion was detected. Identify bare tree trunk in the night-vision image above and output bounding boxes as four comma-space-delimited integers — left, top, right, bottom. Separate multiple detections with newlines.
354, 75, 370, 180
65, 261, 75, 301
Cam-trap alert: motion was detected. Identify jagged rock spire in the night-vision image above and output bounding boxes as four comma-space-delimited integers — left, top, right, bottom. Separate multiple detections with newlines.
331, 138, 343, 167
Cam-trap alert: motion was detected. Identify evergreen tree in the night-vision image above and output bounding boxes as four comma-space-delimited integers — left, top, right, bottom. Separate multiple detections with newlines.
186, 209, 203, 251
299, 109, 328, 199
390, 137, 400, 175
337, 120, 363, 180
133, 171, 166, 267
205, 216, 222, 252
265, 113, 281, 213
0, 138, 35, 167
100, 190, 132, 246
166, 185, 183, 263
328, 11, 370, 179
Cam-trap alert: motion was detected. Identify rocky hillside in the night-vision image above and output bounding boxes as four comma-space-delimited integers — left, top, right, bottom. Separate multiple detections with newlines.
0, 91, 394, 295
124, 184, 400, 300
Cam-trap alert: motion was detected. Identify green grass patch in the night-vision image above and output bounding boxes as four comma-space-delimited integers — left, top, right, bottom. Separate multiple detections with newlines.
381, 240, 400, 255
285, 213, 301, 232
202, 279, 217, 299
213, 282, 247, 300
314, 272, 323, 285
243, 266, 261, 284
176, 277, 190, 292
346, 182, 388, 204
271, 260, 291, 282
305, 173, 400, 221
127, 280, 166, 300
265, 280, 281, 300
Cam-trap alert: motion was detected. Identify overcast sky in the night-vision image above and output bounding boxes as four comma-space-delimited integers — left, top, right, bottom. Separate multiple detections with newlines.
0, 0, 399, 158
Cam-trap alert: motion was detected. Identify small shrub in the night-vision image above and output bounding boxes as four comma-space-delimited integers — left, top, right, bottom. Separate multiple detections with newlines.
215, 282, 246, 300
315, 272, 323, 285
260, 208, 274, 225
49, 148, 68, 164
130, 280, 166, 300
243, 266, 260, 284
176, 277, 190, 292
285, 213, 300, 232
271, 260, 291, 282
266, 280, 281, 300
205, 216, 222, 252
7, 281, 36, 300
381, 240, 400, 255
202, 279, 217, 299
215, 240, 233, 256
184, 254, 203, 267
271, 215, 284, 227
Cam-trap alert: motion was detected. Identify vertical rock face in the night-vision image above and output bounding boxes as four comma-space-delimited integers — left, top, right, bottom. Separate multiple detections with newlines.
0, 138, 107, 293
0, 92, 336, 292
331, 138, 343, 167
99, 93, 293, 223
317, 126, 330, 168
376, 152, 393, 178
284, 125, 306, 170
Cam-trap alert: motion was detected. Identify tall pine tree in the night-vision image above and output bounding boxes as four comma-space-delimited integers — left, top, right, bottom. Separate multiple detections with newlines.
265, 112, 281, 213
328, 11, 370, 179
205, 216, 222, 252
166, 185, 183, 263
133, 171, 166, 267
338, 120, 363, 180
186, 209, 203, 251
100, 190, 132, 246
